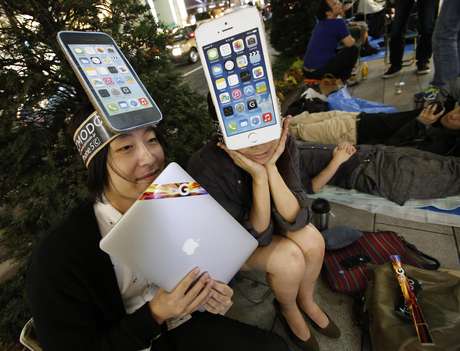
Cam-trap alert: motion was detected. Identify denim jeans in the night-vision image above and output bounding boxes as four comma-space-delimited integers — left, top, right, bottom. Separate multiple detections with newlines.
432, 0, 460, 94
389, 0, 439, 68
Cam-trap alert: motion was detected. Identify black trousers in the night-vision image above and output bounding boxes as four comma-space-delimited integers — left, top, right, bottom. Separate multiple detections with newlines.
304, 45, 359, 81
356, 109, 421, 144
389, 0, 440, 67
151, 311, 289, 351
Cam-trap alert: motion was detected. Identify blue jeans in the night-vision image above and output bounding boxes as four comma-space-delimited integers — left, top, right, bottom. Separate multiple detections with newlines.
389, 0, 439, 68
432, 0, 460, 95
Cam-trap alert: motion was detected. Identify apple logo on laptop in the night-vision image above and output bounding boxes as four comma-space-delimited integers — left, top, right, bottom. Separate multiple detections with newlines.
182, 238, 200, 256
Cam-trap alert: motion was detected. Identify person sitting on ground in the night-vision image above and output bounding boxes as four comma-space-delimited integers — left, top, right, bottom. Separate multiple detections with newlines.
288, 103, 460, 157
297, 140, 460, 205
303, 0, 359, 82
188, 100, 341, 351
26, 104, 290, 351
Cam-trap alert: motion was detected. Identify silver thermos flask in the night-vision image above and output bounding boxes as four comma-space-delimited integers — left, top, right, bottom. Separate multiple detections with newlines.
311, 198, 331, 231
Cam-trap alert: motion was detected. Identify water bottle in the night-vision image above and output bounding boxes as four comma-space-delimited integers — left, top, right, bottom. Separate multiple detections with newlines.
311, 198, 331, 231
360, 62, 369, 80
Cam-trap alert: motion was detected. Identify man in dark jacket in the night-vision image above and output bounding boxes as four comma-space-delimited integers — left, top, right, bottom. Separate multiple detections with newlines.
289, 105, 460, 157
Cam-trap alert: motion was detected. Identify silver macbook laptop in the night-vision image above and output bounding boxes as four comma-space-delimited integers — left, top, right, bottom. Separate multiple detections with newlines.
100, 162, 258, 292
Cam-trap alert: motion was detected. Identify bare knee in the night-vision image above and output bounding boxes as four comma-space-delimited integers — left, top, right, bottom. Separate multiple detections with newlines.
289, 224, 325, 259
267, 238, 305, 277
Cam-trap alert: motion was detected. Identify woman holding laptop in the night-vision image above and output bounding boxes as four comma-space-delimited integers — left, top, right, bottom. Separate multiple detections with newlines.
26, 104, 288, 351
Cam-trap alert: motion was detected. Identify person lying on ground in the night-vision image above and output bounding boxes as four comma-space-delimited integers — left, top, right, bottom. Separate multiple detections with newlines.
289, 104, 460, 157
297, 140, 460, 205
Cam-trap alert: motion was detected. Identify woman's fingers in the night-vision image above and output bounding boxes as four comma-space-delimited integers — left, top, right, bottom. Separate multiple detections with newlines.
174, 267, 201, 296
185, 279, 214, 314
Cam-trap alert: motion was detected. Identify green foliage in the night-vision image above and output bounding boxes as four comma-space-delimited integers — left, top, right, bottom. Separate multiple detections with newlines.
270, 0, 320, 57
0, 0, 212, 345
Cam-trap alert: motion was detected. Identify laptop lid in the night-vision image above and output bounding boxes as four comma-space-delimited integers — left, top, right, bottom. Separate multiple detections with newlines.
100, 162, 258, 292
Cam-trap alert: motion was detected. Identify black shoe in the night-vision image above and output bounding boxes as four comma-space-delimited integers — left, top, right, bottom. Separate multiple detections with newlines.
416, 63, 431, 75
382, 66, 402, 79
300, 310, 341, 339
360, 45, 379, 57
273, 300, 320, 351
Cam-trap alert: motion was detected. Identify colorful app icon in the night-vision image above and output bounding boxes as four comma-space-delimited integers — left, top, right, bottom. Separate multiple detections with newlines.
90, 56, 102, 64
236, 55, 248, 68
129, 99, 138, 107
255, 81, 267, 93
111, 88, 121, 96
247, 99, 257, 110
96, 67, 109, 75
121, 86, 131, 94
96, 47, 105, 53
115, 77, 125, 84
102, 57, 112, 64
107, 103, 118, 112
102, 77, 114, 85
227, 121, 237, 131
252, 66, 264, 79
249, 50, 261, 64
207, 48, 219, 61
92, 78, 104, 86
211, 64, 223, 76
251, 116, 261, 126
125, 76, 135, 84
245, 34, 258, 48
74, 47, 84, 54
138, 97, 149, 106
98, 89, 110, 98
107, 48, 115, 53
223, 106, 234, 117
107, 66, 118, 73
216, 78, 227, 90
231, 88, 242, 100
118, 101, 129, 109
79, 57, 90, 64
239, 119, 249, 128
84, 67, 97, 77
85, 47, 95, 55
262, 112, 273, 123
239, 70, 251, 82
232, 39, 244, 53
235, 102, 245, 113
219, 92, 231, 104
228, 74, 239, 87
224, 60, 235, 71
117, 66, 129, 73
243, 85, 255, 96
219, 43, 232, 57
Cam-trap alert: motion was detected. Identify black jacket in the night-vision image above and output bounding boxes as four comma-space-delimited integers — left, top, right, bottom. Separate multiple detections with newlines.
187, 135, 311, 246
26, 201, 161, 351
385, 119, 460, 157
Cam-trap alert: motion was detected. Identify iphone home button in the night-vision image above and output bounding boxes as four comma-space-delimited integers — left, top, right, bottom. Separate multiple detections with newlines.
248, 132, 258, 144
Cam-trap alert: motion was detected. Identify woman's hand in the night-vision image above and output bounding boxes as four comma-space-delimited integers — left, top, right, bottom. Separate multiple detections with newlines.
149, 267, 214, 324
218, 142, 267, 181
332, 142, 356, 165
418, 103, 445, 125
266, 117, 290, 168
203, 281, 234, 315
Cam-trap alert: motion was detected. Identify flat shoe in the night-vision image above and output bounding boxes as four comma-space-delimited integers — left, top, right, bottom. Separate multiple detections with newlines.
273, 300, 320, 351
301, 310, 341, 339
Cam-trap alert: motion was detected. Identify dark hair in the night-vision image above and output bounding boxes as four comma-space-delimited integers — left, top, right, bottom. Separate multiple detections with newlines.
207, 92, 218, 122
67, 101, 166, 201
317, 0, 332, 20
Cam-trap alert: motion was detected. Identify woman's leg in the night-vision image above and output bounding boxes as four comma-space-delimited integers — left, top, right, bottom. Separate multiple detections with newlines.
286, 224, 328, 328
244, 235, 312, 340
153, 311, 289, 351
